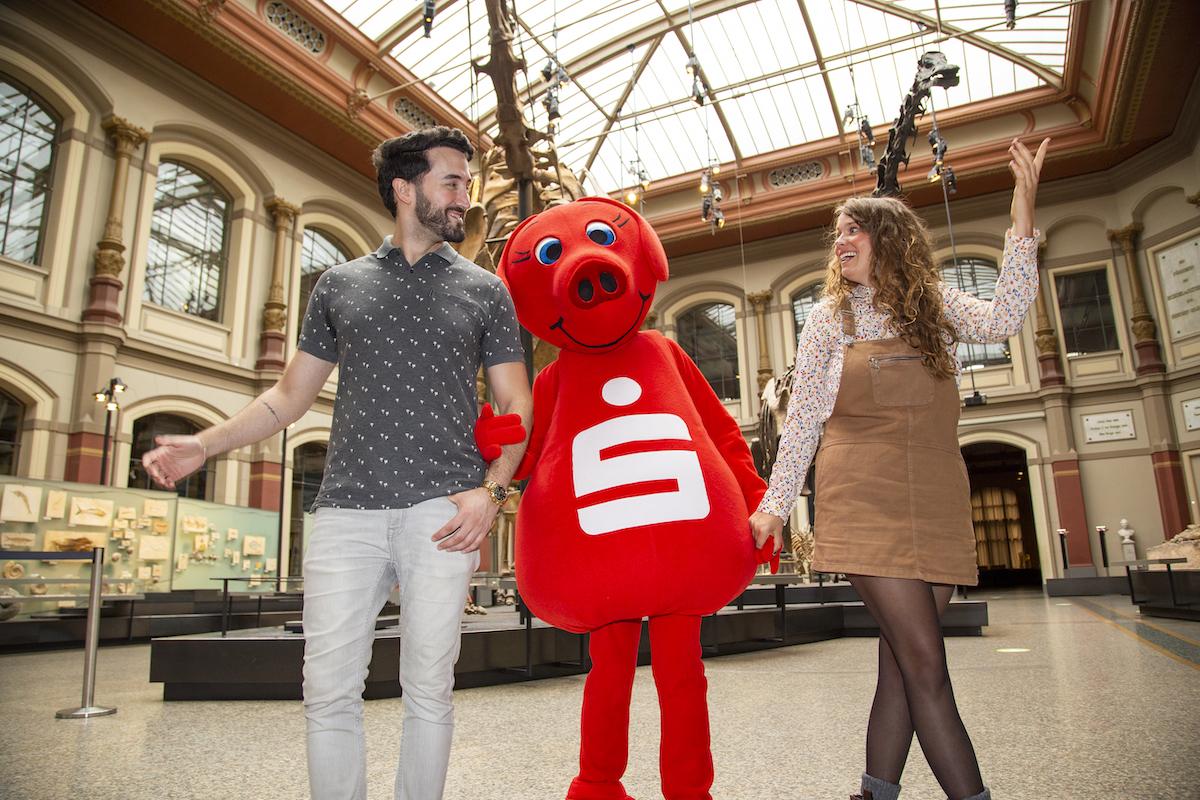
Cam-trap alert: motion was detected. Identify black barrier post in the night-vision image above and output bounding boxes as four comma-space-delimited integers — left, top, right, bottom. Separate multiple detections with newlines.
1096, 525, 1109, 572
1056, 528, 1070, 574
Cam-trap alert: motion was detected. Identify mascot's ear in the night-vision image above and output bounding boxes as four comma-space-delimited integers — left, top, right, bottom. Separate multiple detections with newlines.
497, 212, 543, 284
577, 196, 669, 283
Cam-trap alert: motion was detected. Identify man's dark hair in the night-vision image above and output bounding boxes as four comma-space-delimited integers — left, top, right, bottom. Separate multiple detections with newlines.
372, 126, 474, 218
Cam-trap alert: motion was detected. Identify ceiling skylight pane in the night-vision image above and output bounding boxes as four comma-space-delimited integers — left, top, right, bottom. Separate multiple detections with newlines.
321, 0, 1076, 194
356, 0, 412, 39
336, 0, 387, 27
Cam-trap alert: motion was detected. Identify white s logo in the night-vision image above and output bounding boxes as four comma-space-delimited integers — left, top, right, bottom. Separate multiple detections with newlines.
572, 412, 709, 535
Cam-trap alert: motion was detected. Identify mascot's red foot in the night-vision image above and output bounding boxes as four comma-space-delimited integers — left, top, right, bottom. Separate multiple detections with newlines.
499, 198, 770, 800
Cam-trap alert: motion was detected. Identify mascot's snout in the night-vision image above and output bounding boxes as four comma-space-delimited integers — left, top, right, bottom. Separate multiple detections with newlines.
567, 257, 628, 309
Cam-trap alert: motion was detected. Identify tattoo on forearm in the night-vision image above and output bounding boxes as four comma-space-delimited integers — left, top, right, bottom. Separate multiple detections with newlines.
261, 399, 282, 426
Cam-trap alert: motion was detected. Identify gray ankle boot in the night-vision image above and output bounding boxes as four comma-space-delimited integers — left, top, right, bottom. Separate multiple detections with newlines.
850, 772, 901, 800
957, 790, 991, 800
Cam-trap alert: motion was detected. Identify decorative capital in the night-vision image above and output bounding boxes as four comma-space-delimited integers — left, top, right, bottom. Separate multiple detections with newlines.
93, 246, 126, 278
262, 302, 287, 333
1107, 223, 1142, 249
746, 290, 772, 311
1187, 191, 1200, 207
347, 89, 371, 120
265, 198, 301, 229
1131, 314, 1158, 344
102, 116, 149, 155
1035, 329, 1060, 356
196, 0, 227, 23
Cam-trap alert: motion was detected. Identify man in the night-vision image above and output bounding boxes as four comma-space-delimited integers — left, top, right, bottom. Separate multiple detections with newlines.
142, 126, 531, 800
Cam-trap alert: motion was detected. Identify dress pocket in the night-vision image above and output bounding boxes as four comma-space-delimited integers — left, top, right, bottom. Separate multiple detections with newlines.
869, 353, 934, 407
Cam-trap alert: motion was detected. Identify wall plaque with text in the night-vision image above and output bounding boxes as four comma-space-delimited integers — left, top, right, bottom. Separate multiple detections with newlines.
1183, 399, 1200, 432
1157, 234, 1200, 338
1082, 410, 1136, 443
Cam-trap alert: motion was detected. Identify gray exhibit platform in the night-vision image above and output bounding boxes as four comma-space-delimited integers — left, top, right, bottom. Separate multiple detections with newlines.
149, 583, 989, 701
1125, 564, 1200, 621
1043, 576, 1130, 596
0, 590, 313, 650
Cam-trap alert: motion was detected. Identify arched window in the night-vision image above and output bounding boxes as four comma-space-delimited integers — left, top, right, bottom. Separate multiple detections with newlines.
791, 282, 824, 344
941, 257, 1011, 369
677, 302, 740, 400
143, 161, 229, 321
0, 76, 58, 265
297, 228, 349, 338
0, 389, 24, 475
128, 413, 214, 500
289, 442, 326, 576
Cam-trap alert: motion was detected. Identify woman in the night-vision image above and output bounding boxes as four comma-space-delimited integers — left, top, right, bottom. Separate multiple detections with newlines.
750, 137, 1049, 800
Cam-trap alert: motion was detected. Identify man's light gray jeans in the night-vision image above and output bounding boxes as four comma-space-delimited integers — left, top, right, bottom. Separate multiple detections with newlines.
302, 498, 478, 800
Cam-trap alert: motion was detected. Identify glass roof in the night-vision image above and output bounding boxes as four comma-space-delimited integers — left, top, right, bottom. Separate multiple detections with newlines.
323, 0, 1075, 194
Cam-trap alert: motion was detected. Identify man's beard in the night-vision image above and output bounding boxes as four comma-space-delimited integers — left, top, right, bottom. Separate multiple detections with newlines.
415, 188, 466, 243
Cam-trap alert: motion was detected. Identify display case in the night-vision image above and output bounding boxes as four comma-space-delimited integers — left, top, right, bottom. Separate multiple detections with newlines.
0, 477, 281, 619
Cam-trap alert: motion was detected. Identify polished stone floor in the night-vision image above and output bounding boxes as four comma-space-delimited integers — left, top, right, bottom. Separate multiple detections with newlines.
1, 589, 1197, 800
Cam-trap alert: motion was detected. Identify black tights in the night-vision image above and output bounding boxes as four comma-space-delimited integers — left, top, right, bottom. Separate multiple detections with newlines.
848, 576, 985, 800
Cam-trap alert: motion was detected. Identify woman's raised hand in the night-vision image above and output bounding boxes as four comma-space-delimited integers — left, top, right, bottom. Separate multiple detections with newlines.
1009, 137, 1050, 238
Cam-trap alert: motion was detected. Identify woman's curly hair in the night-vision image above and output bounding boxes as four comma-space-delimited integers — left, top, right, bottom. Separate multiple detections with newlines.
823, 196, 957, 379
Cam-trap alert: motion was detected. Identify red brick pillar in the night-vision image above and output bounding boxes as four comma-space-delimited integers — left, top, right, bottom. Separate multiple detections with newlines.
1152, 451, 1190, 538
1051, 458, 1092, 566
64, 431, 107, 484
247, 460, 282, 511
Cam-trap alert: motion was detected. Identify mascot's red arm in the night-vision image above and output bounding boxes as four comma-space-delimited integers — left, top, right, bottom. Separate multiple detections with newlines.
514, 359, 559, 481
664, 335, 766, 511
665, 335, 778, 570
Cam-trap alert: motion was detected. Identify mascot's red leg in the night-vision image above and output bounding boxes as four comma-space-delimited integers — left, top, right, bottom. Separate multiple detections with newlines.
567, 619, 642, 800
649, 614, 712, 800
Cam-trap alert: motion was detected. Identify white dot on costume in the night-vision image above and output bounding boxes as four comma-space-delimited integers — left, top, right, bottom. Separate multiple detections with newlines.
601, 377, 642, 407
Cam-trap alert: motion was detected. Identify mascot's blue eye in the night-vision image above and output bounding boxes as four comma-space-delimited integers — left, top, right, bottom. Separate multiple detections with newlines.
535, 237, 562, 265
586, 222, 616, 246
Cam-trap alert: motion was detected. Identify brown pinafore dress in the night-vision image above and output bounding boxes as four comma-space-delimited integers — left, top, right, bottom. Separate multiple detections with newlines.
811, 299, 978, 586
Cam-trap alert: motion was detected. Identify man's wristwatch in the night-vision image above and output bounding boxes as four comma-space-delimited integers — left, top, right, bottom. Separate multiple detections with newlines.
482, 479, 508, 507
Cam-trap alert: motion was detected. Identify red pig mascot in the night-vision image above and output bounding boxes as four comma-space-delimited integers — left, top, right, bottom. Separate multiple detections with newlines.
498, 197, 773, 800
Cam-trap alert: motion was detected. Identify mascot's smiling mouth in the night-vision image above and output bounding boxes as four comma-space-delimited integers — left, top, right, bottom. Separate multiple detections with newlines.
550, 292, 651, 349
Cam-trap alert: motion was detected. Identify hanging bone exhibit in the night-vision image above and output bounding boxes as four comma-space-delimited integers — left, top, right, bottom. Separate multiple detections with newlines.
1005, 0, 1018, 30
874, 51, 960, 198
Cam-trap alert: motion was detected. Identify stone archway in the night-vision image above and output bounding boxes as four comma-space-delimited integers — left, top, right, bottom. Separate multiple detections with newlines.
962, 441, 1042, 587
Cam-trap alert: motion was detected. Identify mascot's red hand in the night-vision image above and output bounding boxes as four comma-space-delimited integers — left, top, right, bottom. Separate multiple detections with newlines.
756, 538, 780, 574
474, 403, 526, 463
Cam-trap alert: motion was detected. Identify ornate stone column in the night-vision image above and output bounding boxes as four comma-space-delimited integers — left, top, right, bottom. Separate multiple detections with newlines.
1105, 225, 1190, 537
1033, 242, 1065, 386
747, 290, 774, 394
83, 117, 148, 325
256, 199, 300, 372
1108, 224, 1165, 375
